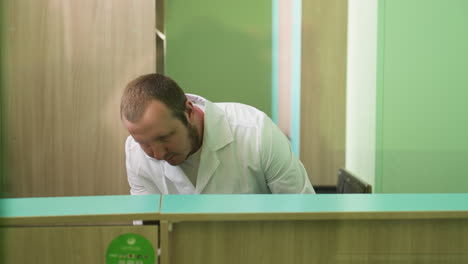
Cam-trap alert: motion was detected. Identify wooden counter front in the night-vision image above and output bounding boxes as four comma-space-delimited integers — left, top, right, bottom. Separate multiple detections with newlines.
159, 194, 468, 264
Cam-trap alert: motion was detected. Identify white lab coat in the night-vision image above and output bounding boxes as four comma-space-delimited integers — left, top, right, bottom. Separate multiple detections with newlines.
125, 95, 315, 194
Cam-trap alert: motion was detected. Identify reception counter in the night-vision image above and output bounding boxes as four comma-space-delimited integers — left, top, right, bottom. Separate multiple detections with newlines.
2, 193, 468, 263
159, 194, 468, 264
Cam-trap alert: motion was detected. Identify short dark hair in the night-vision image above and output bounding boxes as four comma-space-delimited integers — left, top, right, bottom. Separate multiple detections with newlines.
120, 73, 188, 125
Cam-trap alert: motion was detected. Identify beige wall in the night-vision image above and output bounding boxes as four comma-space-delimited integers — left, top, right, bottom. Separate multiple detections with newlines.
1, 0, 155, 197
300, 0, 348, 186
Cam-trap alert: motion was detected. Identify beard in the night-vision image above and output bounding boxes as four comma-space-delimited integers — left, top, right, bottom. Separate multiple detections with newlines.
185, 122, 202, 159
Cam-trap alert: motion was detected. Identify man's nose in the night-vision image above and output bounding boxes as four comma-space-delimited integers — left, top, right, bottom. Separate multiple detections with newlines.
150, 142, 167, 160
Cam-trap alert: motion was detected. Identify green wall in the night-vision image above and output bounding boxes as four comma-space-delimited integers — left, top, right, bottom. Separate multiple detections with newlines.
376, 0, 468, 193
165, 0, 272, 116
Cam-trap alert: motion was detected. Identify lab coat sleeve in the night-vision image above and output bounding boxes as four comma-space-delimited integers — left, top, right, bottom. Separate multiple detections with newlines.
125, 136, 162, 195
260, 116, 315, 194
126, 164, 161, 195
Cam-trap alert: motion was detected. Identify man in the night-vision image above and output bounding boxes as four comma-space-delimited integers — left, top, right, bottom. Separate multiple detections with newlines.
121, 73, 315, 194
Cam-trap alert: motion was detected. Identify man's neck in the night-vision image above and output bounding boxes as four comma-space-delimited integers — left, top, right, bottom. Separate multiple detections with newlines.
192, 105, 205, 151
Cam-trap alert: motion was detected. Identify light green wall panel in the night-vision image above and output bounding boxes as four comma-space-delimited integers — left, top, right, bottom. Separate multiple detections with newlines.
165, 0, 272, 116
377, 0, 468, 193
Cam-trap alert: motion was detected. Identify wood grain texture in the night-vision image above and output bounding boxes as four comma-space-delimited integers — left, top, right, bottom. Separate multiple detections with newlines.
300, 0, 348, 186
1, 0, 155, 197
156, 0, 165, 73
160, 220, 171, 264
165, 219, 468, 264
1, 225, 158, 264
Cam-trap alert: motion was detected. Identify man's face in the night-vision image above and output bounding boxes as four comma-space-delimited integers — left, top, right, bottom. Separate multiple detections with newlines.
123, 100, 199, 166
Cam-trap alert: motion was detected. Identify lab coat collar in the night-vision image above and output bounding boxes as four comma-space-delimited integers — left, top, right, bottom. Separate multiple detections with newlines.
186, 94, 234, 151
161, 95, 234, 193
196, 98, 234, 192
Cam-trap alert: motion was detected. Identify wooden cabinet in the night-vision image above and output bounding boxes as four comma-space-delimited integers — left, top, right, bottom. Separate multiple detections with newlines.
1, 0, 156, 197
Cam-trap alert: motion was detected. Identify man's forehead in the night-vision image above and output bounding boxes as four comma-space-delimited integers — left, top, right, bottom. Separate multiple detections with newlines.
125, 101, 177, 133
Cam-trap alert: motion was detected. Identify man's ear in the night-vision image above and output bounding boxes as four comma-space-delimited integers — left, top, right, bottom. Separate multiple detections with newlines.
185, 100, 194, 119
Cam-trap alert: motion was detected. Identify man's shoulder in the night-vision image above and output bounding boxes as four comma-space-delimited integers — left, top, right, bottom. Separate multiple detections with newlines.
125, 136, 140, 151
125, 136, 145, 162
213, 102, 268, 127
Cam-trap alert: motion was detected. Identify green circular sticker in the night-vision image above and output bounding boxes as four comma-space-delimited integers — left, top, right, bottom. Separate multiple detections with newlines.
106, 233, 156, 264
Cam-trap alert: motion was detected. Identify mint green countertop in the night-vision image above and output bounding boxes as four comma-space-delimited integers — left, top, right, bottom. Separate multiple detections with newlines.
160, 194, 468, 221
0, 195, 160, 225
3, 194, 468, 224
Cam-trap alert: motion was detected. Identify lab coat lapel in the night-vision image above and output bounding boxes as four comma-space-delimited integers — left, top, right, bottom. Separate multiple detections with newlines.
196, 149, 220, 192
196, 100, 233, 193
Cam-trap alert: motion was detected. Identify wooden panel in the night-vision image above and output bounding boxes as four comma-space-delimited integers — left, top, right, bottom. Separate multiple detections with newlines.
156, 0, 165, 73
163, 219, 468, 264
1, 225, 158, 264
160, 194, 468, 263
300, 0, 348, 185
1, 0, 155, 197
